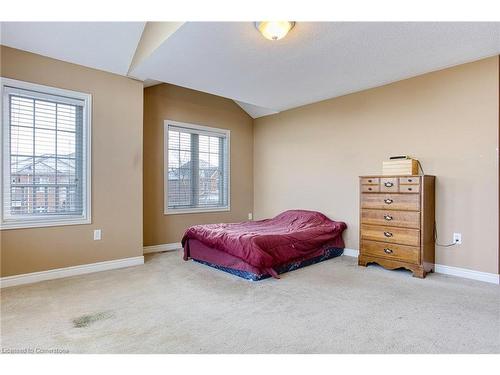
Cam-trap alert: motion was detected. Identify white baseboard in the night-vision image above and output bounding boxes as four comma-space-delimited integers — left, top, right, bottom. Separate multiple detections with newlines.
0, 256, 144, 289
433, 264, 499, 284
143, 242, 182, 254
343, 248, 360, 257
342, 248, 499, 285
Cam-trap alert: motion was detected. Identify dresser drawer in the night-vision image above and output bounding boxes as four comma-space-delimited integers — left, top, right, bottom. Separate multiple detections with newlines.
399, 177, 420, 185
361, 177, 379, 185
400, 184, 420, 193
361, 209, 420, 229
380, 177, 399, 192
361, 185, 379, 193
361, 224, 420, 246
361, 240, 420, 264
361, 193, 420, 211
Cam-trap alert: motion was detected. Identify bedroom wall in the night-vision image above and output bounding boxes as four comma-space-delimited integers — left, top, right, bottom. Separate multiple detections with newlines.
253, 56, 499, 274
143, 84, 253, 246
0, 46, 144, 277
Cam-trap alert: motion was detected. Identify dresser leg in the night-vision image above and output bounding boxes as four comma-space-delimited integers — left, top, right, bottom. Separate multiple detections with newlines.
412, 268, 426, 278
358, 256, 368, 267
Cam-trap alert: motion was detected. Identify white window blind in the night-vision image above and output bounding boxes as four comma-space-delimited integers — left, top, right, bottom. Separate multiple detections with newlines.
164, 121, 230, 214
1, 78, 91, 229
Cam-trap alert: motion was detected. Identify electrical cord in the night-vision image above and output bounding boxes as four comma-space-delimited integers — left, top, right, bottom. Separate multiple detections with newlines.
396, 158, 455, 247
434, 222, 458, 247
416, 159, 425, 175
420, 159, 457, 247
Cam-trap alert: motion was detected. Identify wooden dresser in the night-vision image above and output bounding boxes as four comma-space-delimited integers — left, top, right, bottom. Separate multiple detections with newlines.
358, 175, 435, 278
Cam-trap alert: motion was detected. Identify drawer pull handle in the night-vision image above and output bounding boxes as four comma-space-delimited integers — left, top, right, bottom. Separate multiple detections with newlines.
384, 214, 393, 221
368, 179, 372, 183
384, 248, 393, 254
383, 231, 393, 237
368, 187, 372, 191
408, 187, 412, 191
408, 179, 413, 182
384, 182, 394, 187
384, 199, 393, 204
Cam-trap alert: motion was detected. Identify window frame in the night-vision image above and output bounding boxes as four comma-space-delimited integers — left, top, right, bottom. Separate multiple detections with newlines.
0, 77, 92, 230
164, 120, 230, 215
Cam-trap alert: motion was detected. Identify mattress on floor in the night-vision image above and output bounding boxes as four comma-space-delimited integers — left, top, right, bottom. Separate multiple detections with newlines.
182, 210, 347, 276
185, 238, 344, 281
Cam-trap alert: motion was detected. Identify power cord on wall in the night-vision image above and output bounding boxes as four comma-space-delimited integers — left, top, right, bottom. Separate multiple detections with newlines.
397, 158, 456, 247
434, 222, 459, 247
416, 160, 455, 247
416, 159, 425, 175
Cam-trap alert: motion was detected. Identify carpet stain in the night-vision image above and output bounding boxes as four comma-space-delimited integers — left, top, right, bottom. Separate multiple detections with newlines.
72, 312, 113, 328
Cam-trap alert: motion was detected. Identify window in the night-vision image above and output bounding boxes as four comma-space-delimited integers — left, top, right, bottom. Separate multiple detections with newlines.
1, 78, 91, 229
164, 120, 230, 214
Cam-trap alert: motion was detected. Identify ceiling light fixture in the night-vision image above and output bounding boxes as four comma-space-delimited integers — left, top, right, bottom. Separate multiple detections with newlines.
255, 21, 295, 41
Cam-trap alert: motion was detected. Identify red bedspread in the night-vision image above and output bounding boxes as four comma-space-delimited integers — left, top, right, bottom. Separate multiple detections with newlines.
182, 210, 347, 271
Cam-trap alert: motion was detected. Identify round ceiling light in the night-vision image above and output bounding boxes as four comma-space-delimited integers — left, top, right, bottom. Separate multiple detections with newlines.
255, 21, 295, 41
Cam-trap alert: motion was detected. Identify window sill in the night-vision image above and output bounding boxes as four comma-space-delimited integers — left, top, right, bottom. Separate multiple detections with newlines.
0, 217, 91, 230
164, 207, 230, 215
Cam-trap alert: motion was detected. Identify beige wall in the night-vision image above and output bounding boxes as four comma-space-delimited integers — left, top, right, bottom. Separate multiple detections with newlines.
254, 56, 499, 274
0, 46, 144, 277
143, 84, 253, 246
1, 46, 496, 277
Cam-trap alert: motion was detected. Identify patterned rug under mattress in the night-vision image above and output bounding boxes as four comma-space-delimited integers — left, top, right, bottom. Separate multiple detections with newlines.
193, 247, 344, 281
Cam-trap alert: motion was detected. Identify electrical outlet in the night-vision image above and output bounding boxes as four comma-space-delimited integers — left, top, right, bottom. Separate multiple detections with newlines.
94, 229, 102, 241
248, 213, 253, 220
453, 233, 462, 245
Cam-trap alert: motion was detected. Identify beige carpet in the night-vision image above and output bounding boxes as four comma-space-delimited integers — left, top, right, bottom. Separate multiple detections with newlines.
1, 251, 499, 353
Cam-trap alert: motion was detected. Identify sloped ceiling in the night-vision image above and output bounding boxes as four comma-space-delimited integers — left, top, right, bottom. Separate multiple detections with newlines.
0, 22, 146, 76
2, 22, 499, 118
234, 100, 279, 118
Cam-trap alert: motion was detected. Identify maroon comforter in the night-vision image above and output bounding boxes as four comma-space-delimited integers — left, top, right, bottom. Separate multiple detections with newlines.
182, 210, 347, 273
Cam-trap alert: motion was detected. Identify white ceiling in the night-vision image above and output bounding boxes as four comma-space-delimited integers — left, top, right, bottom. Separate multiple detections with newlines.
2, 22, 499, 118
234, 100, 279, 118
0, 22, 145, 75
129, 22, 500, 115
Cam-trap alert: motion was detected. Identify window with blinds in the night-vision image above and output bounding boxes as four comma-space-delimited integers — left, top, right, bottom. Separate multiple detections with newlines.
1, 78, 91, 229
164, 121, 230, 214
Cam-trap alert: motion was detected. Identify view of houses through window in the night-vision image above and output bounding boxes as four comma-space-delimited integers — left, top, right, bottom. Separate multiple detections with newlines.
6, 93, 83, 217
166, 123, 229, 212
